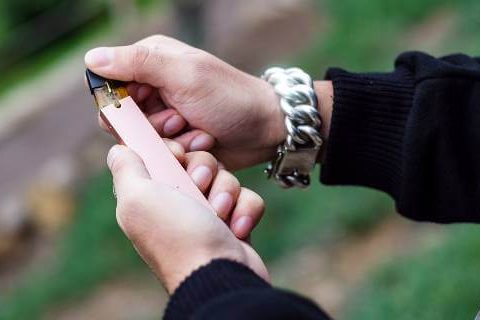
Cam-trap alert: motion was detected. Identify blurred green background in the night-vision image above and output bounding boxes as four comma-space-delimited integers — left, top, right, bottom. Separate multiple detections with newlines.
0, 0, 479, 319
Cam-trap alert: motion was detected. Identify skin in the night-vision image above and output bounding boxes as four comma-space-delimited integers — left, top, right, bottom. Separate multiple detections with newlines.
85, 35, 334, 293
108, 143, 269, 293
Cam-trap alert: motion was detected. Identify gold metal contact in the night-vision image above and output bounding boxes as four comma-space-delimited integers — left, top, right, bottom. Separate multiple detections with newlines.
92, 81, 128, 109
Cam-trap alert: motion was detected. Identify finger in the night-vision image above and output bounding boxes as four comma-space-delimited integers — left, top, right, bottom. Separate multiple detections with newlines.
143, 90, 166, 114
85, 45, 170, 87
126, 82, 140, 100
217, 161, 226, 171
163, 139, 186, 164
137, 85, 153, 103
174, 130, 216, 152
126, 83, 160, 113
148, 109, 187, 137
208, 170, 241, 221
230, 188, 265, 240
107, 145, 150, 197
185, 151, 219, 193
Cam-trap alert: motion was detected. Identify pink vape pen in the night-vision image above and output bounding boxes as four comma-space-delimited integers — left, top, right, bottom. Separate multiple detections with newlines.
86, 70, 210, 208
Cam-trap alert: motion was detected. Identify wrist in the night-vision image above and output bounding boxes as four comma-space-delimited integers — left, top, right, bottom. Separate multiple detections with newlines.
158, 239, 249, 294
314, 81, 333, 141
258, 78, 287, 149
314, 81, 333, 163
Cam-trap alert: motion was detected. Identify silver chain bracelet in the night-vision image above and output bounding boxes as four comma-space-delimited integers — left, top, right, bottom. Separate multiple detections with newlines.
262, 67, 324, 188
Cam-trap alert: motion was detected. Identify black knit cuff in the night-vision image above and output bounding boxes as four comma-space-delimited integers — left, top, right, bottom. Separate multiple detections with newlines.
164, 259, 270, 320
321, 68, 415, 196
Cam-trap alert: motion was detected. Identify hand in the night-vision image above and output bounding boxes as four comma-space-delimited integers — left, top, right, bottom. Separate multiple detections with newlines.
85, 35, 286, 170
107, 144, 269, 293
164, 140, 265, 239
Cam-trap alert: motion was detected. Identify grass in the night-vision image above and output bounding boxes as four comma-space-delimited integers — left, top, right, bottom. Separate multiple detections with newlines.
343, 225, 480, 320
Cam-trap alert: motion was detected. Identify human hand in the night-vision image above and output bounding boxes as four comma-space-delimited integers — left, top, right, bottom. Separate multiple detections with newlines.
107, 143, 269, 293
85, 35, 286, 170
160, 140, 265, 239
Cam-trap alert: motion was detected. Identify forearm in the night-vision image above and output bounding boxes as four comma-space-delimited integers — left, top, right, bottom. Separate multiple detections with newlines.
314, 81, 334, 163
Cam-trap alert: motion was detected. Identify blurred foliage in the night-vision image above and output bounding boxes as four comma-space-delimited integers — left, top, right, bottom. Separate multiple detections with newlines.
0, 0, 164, 98
0, 172, 143, 319
2, 0, 68, 28
301, 0, 465, 74
0, 0, 110, 97
136, 0, 158, 10
0, 16, 110, 98
343, 226, 480, 319
238, 167, 392, 261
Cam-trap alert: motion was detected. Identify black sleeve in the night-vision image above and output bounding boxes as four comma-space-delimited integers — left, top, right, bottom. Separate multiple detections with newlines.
321, 51, 480, 223
164, 259, 331, 320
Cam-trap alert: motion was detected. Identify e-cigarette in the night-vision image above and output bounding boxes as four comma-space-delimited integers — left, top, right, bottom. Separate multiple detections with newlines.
86, 69, 210, 208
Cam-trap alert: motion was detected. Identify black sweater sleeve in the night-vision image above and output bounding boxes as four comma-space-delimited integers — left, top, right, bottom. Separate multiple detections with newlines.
322, 51, 480, 223
164, 259, 331, 320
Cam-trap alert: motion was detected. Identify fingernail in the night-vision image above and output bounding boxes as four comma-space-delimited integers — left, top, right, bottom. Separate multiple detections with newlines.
163, 115, 184, 136
232, 216, 253, 239
107, 145, 122, 169
211, 192, 233, 218
190, 166, 212, 190
190, 134, 214, 151
85, 47, 113, 68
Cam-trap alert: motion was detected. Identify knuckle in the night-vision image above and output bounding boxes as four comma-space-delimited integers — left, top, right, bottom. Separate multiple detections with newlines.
193, 151, 217, 167
143, 34, 166, 45
110, 155, 128, 174
191, 50, 211, 65
166, 52, 212, 103
131, 44, 166, 83
188, 51, 214, 81
226, 172, 241, 190
132, 45, 151, 69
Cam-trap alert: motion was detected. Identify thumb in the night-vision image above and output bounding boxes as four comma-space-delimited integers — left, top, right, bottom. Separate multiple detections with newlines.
107, 145, 150, 198
85, 45, 168, 86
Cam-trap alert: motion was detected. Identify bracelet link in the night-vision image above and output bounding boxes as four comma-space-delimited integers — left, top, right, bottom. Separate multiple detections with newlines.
265, 144, 321, 188
262, 67, 324, 188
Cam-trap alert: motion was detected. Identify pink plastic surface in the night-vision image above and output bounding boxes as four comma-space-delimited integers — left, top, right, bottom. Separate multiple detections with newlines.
101, 96, 211, 208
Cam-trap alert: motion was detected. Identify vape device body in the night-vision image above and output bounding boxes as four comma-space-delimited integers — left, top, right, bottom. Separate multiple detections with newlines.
86, 70, 210, 208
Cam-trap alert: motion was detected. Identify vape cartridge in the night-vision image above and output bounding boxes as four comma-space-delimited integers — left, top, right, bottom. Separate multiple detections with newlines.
86, 69, 128, 109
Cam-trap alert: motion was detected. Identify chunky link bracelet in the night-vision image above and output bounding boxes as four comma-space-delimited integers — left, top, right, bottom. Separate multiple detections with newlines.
262, 67, 324, 188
